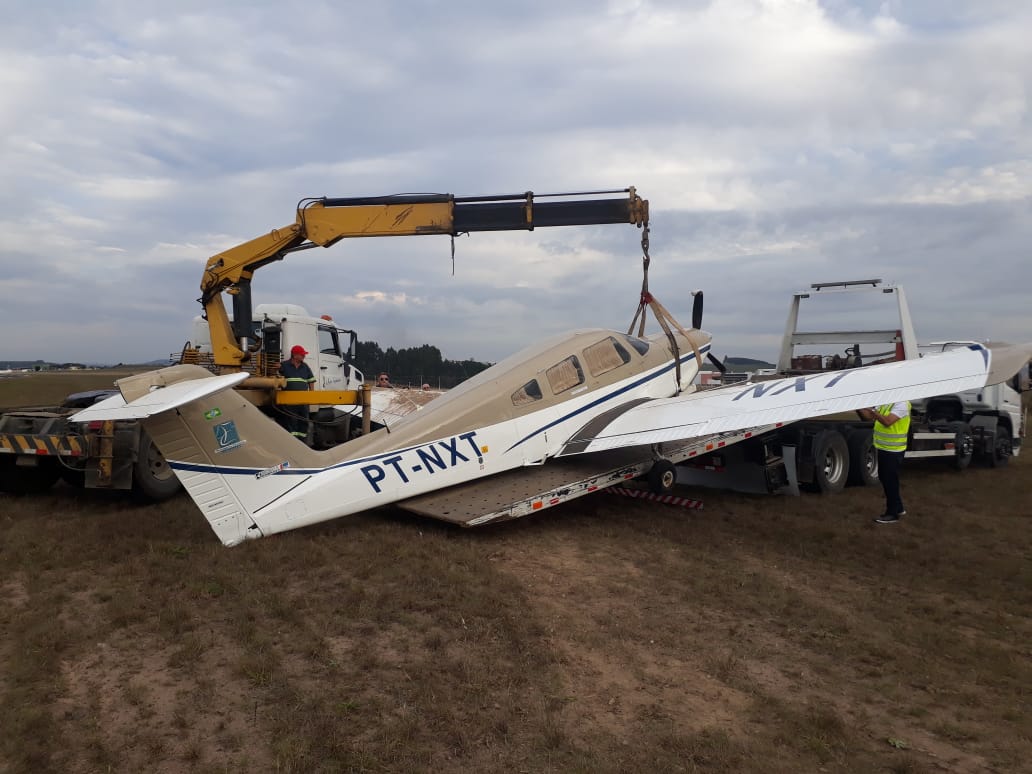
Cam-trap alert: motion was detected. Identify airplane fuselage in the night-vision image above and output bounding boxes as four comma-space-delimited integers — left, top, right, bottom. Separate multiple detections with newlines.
151, 327, 711, 544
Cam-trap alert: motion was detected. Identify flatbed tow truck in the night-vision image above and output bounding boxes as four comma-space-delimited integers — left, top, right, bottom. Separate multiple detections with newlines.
415, 278, 1030, 523
396, 421, 791, 524
675, 280, 1029, 496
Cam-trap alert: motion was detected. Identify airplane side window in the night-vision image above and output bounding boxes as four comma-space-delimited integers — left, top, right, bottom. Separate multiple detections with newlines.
318, 327, 339, 356
584, 337, 632, 377
546, 356, 585, 395
624, 335, 650, 356
512, 379, 543, 407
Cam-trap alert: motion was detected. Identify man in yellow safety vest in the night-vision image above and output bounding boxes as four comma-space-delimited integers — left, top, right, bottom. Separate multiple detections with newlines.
857, 401, 911, 524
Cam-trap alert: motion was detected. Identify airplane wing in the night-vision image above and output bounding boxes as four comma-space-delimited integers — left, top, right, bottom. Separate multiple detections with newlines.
559, 343, 1026, 457
70, 372, 250, 422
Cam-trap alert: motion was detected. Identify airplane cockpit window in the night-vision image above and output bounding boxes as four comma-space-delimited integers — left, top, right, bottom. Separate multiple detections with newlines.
546, 356, 585, 395
584, 337, 632, 377
512, 379, 543, 407
623, 335, 650, 356
318, 327, 340, 356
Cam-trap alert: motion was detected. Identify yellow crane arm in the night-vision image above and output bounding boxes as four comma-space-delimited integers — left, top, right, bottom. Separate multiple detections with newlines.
200, 188, 649, 367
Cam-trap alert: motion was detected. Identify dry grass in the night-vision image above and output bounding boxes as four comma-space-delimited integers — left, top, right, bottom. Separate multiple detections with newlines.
2, 447, 1030, 773
0, 368, 143, 409
2, 374, 1029, 772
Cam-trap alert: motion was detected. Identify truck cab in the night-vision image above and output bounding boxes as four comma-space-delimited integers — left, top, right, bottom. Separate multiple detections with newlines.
916, 341, 1027, 462
187, 303, 364, 392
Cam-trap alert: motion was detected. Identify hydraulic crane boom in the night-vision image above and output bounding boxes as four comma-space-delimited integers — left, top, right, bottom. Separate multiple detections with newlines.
200, 187, 649, 368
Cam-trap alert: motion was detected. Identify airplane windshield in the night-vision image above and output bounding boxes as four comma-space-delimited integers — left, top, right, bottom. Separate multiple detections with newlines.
623, 335, 650, 356
512, 379, 542, 406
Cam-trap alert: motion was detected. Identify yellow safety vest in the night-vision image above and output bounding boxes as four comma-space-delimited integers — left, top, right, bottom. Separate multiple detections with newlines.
873, 402, 910, 452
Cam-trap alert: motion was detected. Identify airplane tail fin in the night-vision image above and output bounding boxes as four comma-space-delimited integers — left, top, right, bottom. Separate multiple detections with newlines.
72, 365, 325, 546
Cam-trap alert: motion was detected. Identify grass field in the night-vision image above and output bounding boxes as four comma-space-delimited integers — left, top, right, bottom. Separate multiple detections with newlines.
2, 373, 1030, 772
0, 369, 145, 409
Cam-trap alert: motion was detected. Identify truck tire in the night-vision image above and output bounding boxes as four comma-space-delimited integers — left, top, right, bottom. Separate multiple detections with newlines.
987, 425, 1011, 468
0, 457, 61, 494
810, 430, 849, 494
950, 422, 974, 470
647, 459, 678, 494
59, 464, 87, 488
132, 432, 182, 501
846, 430, 878, 486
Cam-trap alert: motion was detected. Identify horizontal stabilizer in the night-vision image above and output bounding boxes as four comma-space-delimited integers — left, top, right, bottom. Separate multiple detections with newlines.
70, 372, 250, 422
985, 342, 1032, 386
560, 344, 997, 456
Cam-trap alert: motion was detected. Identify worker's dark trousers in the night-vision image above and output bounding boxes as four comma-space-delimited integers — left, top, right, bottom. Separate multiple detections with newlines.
877, 449, 905, 516
281, 405, 309, 440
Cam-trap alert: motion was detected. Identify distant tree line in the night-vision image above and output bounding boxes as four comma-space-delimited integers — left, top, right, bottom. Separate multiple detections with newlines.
354, 341, 492, 389
0, 361, 89, 371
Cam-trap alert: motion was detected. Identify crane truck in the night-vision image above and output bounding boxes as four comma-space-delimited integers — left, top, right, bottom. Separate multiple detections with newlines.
0, 187, 650, 498
677, 279, 1029, 495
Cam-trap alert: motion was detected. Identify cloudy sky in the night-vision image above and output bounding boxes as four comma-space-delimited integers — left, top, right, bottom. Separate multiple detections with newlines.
2, 0, 1030, 366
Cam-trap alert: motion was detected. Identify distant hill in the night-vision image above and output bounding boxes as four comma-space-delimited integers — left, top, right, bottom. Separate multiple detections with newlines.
0, 358, 172, 371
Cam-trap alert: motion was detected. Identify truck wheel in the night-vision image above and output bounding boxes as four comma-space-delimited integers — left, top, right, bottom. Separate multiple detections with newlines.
950, 422, 974, 470
132, 432, 182, 501
811, 430, 849, 494
987, 425, 1011, 468
647, 459, 678, 494
59, 464, 87, 488
0, 457, 61, 494
846, 430, 878, 486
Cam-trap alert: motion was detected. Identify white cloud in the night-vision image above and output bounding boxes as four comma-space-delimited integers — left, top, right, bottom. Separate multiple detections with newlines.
0, 0, 1030, 365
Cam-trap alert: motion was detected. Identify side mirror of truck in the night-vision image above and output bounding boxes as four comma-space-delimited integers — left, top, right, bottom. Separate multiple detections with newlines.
1009, 364, 1031, 393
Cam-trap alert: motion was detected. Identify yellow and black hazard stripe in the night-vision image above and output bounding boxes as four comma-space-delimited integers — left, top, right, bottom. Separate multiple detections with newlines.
0, 433, 84, 457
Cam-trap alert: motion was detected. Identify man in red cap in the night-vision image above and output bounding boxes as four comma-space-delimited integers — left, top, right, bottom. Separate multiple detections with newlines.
278, 344, 316, 441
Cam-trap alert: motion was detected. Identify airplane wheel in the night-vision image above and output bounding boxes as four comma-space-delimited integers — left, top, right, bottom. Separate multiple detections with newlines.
647, 459, 677, 494
950, 422, 973, 470
987, 425, 1011, 468
132, 432, 182, 502
846, 430, 878, 486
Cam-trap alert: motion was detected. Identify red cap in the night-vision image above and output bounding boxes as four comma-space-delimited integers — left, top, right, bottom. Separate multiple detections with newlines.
290, 345, 308, 356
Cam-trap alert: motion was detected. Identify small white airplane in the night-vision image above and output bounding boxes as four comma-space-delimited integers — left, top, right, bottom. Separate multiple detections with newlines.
72, 313, 1028, 547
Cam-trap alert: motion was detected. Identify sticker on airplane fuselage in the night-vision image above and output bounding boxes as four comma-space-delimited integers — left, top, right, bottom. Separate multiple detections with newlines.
256, 461, 290, 480
360, 431, 484, 493
213, 420, 246, 453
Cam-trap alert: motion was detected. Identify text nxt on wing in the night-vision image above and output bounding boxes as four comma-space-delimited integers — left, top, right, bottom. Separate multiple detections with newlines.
72, 324, 712, 546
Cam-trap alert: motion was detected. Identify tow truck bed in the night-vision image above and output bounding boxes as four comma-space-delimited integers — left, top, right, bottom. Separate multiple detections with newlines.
396, 422, 786, 526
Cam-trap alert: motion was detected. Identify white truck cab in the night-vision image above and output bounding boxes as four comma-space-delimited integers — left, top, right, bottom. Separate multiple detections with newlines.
189, 304, 364, 392
915, 341, 1027, 462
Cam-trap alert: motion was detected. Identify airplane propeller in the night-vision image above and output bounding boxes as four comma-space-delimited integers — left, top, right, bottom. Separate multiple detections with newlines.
691, 291, 704, 329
